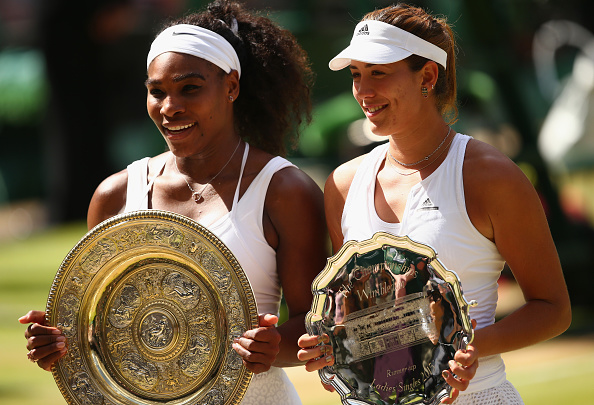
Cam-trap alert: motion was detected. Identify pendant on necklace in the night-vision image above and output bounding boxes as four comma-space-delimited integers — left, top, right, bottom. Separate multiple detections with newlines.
192, 192, 203, 203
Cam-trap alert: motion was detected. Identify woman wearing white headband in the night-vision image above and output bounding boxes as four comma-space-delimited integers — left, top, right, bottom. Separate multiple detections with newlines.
20, 1, 327, 404
298, 3, 570, 404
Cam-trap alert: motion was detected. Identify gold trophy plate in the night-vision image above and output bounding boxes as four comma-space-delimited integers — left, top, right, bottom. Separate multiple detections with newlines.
45, 210, 258, 405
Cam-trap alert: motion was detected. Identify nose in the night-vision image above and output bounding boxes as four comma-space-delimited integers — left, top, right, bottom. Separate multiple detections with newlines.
353, 75, 375, 101
160, 95, 184, 116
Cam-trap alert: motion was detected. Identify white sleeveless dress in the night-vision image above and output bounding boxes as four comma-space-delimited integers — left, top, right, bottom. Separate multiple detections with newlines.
341, 133, 523, 404
124, 144, 302, 404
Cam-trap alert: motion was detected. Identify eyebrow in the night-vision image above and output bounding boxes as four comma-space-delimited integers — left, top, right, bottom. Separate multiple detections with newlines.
145, 72, 206, 87
349, 63, 379, 70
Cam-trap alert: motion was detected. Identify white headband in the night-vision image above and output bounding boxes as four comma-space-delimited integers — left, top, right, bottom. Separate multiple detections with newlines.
147, 24, 241, 77
329, 20, 447, 71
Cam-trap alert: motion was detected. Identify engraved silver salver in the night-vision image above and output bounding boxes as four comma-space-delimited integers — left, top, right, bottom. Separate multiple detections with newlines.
45, 210, 258, 405
306, 232, 476, 405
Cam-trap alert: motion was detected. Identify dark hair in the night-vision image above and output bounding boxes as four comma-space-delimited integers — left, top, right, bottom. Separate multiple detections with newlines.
161, 0, 314, 156
363, 3, 458, 124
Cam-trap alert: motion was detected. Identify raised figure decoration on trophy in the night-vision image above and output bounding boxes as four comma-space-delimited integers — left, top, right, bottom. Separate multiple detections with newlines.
46, 210, 258, 405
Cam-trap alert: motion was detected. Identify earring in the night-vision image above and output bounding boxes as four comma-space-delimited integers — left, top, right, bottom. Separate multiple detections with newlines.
421, 87, 428, 98
229, 96, 234, 101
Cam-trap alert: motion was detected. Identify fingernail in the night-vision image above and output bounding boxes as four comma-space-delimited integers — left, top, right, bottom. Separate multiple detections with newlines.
442, 370, 449, 379
56, 341, 65, 349
52, 329, 62, 335
325, 355, 333, 363
319, 345, 328, 355
56, 336, 66, 342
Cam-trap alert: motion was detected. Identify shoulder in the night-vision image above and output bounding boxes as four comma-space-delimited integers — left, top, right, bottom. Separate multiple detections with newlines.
87, 153, 169, 229
243, 145, 323, 199
87, 169, 128, 229
267, 160, 324, 207
463, 138, 530, 190
262, 154, 326, 251
323, 154, 368, 250
463, 138, 538, 240
325, 154, 367, 203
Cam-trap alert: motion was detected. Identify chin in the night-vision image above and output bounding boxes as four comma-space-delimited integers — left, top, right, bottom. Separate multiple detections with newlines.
362, 119, 392, 141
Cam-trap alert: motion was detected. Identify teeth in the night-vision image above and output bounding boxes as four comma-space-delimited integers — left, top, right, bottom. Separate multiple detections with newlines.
367, 105, 385, 113
166, 123, 194, 131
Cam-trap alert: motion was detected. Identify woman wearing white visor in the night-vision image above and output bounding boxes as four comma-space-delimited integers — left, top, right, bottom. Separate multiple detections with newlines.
299, 3, 570, 404
20, 1, 328, 403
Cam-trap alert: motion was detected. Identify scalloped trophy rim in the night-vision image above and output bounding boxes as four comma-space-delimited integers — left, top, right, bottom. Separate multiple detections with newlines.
45, 209, 259, 405
306, 231, 475, 405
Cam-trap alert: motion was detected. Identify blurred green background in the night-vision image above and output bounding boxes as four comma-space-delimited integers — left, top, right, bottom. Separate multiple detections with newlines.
2, 0, 594, 403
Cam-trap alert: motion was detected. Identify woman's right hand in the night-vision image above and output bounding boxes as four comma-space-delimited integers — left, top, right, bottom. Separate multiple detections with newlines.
297, 333, 334, 371
19, 310, 67, 371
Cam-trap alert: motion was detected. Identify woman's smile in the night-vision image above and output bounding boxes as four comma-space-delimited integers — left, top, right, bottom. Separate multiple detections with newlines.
165, 122, 195, 132
162, 122, 197, 138
363, 104, 388, 116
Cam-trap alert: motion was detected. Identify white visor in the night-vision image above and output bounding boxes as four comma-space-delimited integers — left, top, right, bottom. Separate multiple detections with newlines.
147, 24, 241, 77
329, 20, 447, 71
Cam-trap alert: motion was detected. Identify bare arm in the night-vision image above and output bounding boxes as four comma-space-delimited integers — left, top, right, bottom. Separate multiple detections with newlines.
233, 166, 328, 372
270, 167, 328, 367
464, 139, 571, 357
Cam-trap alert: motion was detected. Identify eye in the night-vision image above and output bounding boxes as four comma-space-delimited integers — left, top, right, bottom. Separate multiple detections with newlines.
350, 71, 361, 79
148, 88, 164, 98
371, 70, 386, 76
183, 84, 201, 92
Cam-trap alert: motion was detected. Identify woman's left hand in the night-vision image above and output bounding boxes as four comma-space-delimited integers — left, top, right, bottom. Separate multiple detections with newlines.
439, 343, 479, 403
232, 313, 281, 374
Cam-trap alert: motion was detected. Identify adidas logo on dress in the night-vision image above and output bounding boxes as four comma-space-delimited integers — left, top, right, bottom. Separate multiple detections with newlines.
357, 24, 369, 36
419, 198, 438, 211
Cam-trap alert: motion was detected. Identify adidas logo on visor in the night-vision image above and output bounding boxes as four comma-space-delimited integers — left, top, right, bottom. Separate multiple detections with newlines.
357, 24, 369, 36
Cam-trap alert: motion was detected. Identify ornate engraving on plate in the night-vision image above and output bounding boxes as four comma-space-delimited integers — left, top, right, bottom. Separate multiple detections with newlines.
140, 311, 175, 349
45, 210, 258, 405
70, 371, 104, 405
108, 284, 141, 328
306, 232, 475, 405
163, 271, 201, 309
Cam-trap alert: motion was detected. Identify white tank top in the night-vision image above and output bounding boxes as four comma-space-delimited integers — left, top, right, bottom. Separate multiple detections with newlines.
342, 133, 507, 393
124, 145, 302, 405
125, 144, 289, 316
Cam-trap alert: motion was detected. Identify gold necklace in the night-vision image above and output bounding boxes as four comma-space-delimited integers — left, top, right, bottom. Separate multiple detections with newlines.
386, 131, 455, 176
174, 138, 242, 203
